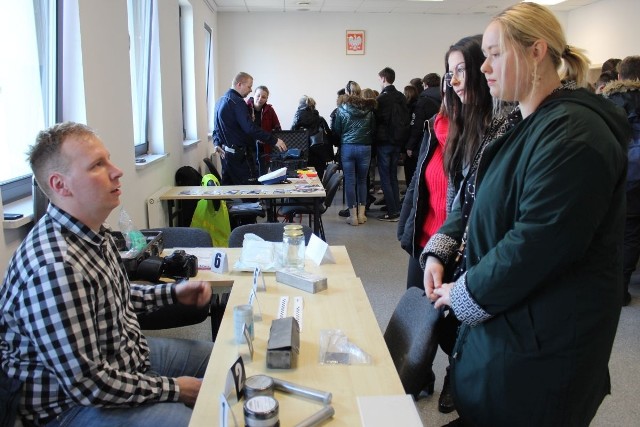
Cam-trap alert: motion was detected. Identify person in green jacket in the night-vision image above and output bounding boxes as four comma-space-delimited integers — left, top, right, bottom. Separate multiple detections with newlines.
333, 81, 377, 225
422, 3, 632, 426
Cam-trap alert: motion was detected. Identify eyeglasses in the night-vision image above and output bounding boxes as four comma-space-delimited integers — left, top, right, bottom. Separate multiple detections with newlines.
444, 65, 466, 87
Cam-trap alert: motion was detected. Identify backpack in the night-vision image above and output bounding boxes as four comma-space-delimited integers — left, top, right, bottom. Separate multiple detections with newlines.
309, 117, 335, 164
190, 173, 231, 247
389, 100, 411, 146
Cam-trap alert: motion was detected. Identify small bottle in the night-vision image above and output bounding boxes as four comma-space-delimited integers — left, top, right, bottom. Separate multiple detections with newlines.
282, 224, 305, 270
233, 304, 254, 343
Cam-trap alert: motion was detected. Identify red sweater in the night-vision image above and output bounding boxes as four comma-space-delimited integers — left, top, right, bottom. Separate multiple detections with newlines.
419, 114, 449, 248
247, 98, 282, 154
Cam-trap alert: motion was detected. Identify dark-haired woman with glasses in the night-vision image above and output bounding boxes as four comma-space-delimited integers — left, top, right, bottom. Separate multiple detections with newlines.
411, 34, 521, 415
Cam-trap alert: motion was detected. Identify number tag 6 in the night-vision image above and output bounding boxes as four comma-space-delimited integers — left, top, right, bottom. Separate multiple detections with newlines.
210, 250, 229, 273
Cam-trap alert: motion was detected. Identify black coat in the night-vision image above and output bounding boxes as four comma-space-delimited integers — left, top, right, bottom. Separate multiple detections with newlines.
397, 121, 436, 258
435, 89, 630, 426
406, 87, 441, 152
603, 79, 640, 213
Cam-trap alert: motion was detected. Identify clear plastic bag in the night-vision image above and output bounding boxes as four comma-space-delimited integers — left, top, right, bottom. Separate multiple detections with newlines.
318, 329, 372, 365
118, 208, 146, 255
234, 234, 284, 272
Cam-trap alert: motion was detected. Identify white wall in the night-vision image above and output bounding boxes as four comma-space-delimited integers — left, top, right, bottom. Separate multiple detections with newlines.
566, 0, 640, 67
215, 0, 639, 126
2, 0, 638, 274
216, 12, 492, 126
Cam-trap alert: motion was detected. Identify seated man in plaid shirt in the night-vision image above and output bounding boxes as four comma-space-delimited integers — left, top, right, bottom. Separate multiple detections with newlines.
0, 122, 213, 426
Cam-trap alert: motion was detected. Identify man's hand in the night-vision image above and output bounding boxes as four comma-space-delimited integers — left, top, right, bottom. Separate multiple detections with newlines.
423, 256, 444, 301
275, 138, 287, 152
406, 149, 413, 158
174, 281, 212, 307
176, 376, 202, 407
214, 145, 225, 159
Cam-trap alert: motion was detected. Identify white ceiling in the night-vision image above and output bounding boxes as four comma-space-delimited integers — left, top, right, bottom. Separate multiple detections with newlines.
205, 0, 600, 14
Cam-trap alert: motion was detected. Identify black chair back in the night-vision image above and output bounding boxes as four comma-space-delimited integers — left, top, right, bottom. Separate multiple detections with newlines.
383, 287, 441, 397
228, 223, 313, 248
322, 162, 339, 188
321, 172, 343, 212
145, 227, 212, 248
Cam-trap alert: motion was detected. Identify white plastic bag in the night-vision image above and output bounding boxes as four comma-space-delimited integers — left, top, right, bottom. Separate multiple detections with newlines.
318, 329, 372, 365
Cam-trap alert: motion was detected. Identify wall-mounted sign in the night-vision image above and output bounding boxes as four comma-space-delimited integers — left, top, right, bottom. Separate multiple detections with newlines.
346, 30, 365, 55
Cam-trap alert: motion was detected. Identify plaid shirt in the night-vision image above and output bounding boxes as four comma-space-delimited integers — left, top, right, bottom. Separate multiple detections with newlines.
0, 204, 179, 424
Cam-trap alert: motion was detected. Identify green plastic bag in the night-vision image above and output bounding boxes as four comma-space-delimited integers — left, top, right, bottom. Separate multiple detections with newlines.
190, 173, 231, 247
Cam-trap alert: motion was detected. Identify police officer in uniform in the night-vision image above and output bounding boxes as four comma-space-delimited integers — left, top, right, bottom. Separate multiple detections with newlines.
213, 72, 286, 185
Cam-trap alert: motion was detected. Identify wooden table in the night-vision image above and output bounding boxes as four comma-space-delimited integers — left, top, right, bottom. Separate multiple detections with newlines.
190, 246, 357, 283
159, 178, 326, 235
188, 247, 406, 426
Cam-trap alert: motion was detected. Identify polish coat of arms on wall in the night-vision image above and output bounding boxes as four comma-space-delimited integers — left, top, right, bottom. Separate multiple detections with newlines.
346, 30, 365, 55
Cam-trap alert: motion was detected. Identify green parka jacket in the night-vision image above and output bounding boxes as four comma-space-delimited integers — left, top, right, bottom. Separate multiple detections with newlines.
428, 88, 631, 426
332, 95, 377, 146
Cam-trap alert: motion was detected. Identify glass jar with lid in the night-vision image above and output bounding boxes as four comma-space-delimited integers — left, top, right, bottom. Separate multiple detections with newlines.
282, 224, 305, 269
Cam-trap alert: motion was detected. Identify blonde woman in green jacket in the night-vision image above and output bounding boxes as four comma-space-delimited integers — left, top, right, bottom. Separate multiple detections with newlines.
423, 3, 631, 426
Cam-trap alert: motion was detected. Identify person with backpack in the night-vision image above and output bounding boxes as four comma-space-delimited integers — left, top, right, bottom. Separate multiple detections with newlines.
291, 95, 334, 180
374, 67, 409, 222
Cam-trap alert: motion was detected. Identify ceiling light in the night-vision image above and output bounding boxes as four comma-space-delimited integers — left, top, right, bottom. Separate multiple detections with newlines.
522, 0, 565, 5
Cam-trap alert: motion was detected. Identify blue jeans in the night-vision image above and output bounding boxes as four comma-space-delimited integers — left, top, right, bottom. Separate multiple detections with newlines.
341, 144, 372, 208
376, 144, 401, 215
47, 337, 213, 427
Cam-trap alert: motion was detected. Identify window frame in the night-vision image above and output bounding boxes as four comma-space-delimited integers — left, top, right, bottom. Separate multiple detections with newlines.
127, 0, 153, 157
204, 23, 214, 137
0, 0, 60, 204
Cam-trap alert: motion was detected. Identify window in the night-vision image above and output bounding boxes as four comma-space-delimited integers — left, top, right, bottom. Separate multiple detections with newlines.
0, 1, 57, 203
204, 23, 215, 137
179, 3, 196, 142
127, 0, 152, 157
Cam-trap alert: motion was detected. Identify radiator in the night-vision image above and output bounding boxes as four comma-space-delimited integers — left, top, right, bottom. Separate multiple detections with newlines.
146, 186, 171, 228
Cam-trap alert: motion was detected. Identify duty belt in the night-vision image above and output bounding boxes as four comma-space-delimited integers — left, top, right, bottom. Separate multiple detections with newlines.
223, 144, 248, 155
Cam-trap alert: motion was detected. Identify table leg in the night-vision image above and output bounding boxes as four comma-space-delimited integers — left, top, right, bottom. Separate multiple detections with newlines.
266, 199, 275, 222
167, 200, 175, 227
314, 197, 322, 237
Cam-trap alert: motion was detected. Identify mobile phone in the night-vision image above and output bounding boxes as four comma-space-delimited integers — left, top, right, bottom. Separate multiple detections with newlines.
4, 213, 24, 220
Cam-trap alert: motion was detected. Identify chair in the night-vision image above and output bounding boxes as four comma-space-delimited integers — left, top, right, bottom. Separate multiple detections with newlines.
228, 223, 313, 248
383, 287, 440, 398
0, 365, 21, 427
322, 162, 339, 188
202, 157, 222, 183
137, 227, 225, 341
280, 172, 343, 241
174, 166, 203, 226
148, 226, 213, 248
202, 157, 266, 229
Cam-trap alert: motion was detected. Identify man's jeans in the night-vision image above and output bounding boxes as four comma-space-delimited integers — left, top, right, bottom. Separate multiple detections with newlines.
376, 144, 401, 215
46, 337, 213, 427
341, 144, 372, 208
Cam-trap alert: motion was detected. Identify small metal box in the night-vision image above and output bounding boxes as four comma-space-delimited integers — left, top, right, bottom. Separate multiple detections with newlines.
266, 317, 300, 369
275, 269, 327, 294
